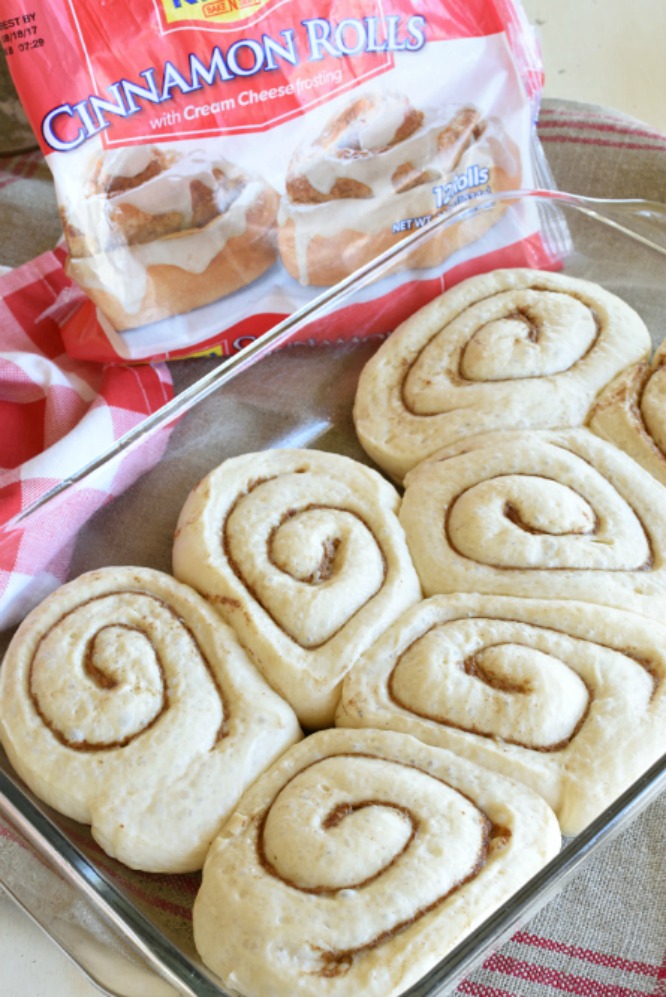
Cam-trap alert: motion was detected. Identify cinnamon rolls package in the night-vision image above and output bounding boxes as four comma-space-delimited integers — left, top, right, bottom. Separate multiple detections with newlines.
64, 148, 281, 333
5, 0, 554, 363
277, 96, 522, 286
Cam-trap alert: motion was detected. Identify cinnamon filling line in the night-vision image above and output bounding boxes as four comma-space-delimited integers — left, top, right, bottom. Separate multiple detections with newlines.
222, 478, 388, 650
254, 752, 495, 978
399, 286, 604, 413
439, 449, 654, 573
28, 589, 228, 751
386, 616, 660, 750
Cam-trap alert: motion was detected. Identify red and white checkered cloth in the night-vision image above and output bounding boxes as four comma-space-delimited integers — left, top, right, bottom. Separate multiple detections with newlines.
0, 246, 173, 629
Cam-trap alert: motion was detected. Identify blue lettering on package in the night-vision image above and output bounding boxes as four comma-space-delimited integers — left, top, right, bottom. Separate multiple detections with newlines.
432, 165, 491, 209
41, 15, 428, 152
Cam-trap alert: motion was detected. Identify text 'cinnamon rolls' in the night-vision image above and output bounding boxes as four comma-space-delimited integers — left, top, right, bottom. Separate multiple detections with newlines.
353, 268, 652, 481
172, 449, 421, 729
193, 727, 560, 996
336, 594, 666, 835
0, 566, 301, 872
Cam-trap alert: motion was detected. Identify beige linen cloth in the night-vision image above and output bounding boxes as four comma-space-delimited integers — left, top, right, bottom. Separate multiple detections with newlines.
0, 99, 665, 996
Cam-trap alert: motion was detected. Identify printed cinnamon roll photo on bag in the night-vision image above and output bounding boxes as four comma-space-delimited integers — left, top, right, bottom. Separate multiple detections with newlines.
63, 146, 280, 332
4, 0, 554, 363
277, 93, 521, 285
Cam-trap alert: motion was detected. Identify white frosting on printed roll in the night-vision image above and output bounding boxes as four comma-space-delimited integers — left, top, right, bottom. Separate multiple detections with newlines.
69, 178, 265, 315
69, 146, 248, 246
172, 449, 421, 729
63, 145, 279, 327
336, 594, 666, 835
193, 728, 560, 997
278, 94, 521, 285
97, 145, 156, 178
399, 428, 666, 620
286, 95, 469, 198
0, 566, 301, 873
353, 268, 652, 481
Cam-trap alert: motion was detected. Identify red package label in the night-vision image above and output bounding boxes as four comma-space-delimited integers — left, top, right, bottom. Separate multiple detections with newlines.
10, 0, 519, 152
4, 0, 553, 363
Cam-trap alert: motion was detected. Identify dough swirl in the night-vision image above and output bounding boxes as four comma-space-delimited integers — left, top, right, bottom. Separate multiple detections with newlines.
0, 566, 301, 872
336, 594, 666, 834
399, 429, 666, 619
589, 338, 666, 486
172, 449, 421, 729
193, 728, 559, 996
353, 268, 651, 481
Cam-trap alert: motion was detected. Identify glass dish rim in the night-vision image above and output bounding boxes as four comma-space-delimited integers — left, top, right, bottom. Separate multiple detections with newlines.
2, 743, 666, 997
4, 183, 666, 533
2, 185, 666, 997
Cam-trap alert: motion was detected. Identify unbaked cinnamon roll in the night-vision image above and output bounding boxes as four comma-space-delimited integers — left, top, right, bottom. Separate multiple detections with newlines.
278, 92, 521, 285
588, 338, 666, 485
193, 727, 560, 996
172, 449, 421, 729
336, 594, 666, 835
0, 566, 301, 872
63, 144, 279, 330
353, 268, 652, 481
399, 428, 666, 620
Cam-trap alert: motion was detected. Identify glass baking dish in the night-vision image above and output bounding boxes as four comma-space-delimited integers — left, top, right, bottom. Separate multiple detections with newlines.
1, 188, 666, 997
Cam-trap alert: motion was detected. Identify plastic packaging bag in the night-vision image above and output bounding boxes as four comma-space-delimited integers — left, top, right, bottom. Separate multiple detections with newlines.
3, 0, 555, 362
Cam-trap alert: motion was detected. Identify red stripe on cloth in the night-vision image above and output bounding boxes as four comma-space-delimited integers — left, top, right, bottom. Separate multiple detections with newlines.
100, 862, 195, 922
4, 277, 71, 359
1, 815, 196, 920
538, 134, 666, 152
1, 151, 43, 177
458, 981, 519, 997
0, 530, 21, 577
539, 106, 623, 118
0, 173, 22, 192
18, 153, 42, 179
63, 822, 199, 919
102, 364, 172, 418
0, 822, 24, 845
0, 396, 46, 468
538, 117, 666, 144
539, 105, 657, 123
482, 952, 654, 996
650, 946, 666, 996
94, 857, 196, 922
0, 152, 44, 193
514, 932, 659, 978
